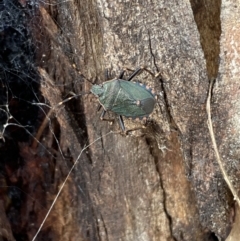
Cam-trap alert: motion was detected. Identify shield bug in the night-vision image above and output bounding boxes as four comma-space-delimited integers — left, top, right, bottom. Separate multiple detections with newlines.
91, 67, 158, 132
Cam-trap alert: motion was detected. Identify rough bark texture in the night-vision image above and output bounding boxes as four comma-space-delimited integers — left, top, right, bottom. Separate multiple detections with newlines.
1, 0, 240, 241
214, 1, 240, 240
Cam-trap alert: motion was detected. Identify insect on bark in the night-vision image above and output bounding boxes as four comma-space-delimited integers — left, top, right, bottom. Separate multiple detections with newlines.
91, 67, 159, 133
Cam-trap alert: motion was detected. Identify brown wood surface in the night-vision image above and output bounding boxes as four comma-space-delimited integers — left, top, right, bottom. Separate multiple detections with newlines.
1, 0, 240, 241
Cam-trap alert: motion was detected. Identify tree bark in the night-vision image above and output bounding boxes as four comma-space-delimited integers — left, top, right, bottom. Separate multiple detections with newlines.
1, 0, 240, 241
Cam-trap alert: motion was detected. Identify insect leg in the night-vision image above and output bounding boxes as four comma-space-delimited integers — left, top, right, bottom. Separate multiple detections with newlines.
125, 66, 159, 81
100, 109, 106, 120
105, 69, 126, 80
97, 103, 102, 111
96, 102, 115, 123
98, 108, 115, 122
141, 67, 155, 77
118, 70, 125, 79
125, 126, 146, 135
141, 67, 163, 79
126, 67, 143, 81
104, 69, 111, 81
118, 115, 125, 132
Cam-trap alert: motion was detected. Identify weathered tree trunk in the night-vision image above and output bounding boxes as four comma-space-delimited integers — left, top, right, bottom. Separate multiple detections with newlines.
1, 0, 240, 241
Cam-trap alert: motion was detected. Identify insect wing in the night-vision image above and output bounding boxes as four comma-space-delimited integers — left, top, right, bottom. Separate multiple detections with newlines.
111, 80, 156, 118
98, 79, 121, 110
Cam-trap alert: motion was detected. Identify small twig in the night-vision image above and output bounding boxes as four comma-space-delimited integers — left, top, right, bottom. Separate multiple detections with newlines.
206, 78, 240, 206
